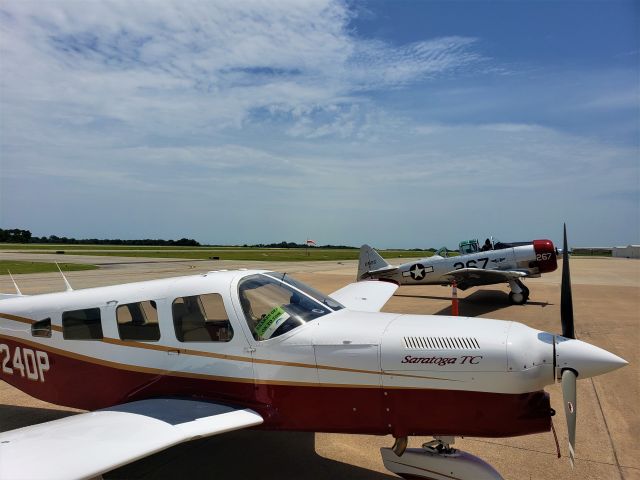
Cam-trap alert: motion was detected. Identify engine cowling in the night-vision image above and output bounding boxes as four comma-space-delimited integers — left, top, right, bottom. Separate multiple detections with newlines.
533, 239, 557, 273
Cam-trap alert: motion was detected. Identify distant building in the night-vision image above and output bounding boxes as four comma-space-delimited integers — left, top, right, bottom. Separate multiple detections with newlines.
572, 247, 612, 256
612, 245, 640, 259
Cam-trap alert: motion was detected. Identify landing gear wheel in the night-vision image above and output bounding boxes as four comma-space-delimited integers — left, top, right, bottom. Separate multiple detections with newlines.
515, 279, 530, 302
509, 291, 526, 305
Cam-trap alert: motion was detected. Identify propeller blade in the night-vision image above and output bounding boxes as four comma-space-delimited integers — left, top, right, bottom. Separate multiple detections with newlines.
561, 369, 578, 467
560, 224, 575, 339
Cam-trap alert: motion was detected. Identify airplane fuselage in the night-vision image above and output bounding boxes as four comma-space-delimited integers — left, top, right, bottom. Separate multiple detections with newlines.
0, 270, 622, 440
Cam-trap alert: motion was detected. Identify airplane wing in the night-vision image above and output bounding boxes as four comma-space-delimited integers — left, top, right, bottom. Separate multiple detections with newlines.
0, 397, 263, 480
330, 280, 399, 312
443, 268, 528, 288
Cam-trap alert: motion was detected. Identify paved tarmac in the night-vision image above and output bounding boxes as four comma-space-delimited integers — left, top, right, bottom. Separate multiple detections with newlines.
0, 255, 638, 480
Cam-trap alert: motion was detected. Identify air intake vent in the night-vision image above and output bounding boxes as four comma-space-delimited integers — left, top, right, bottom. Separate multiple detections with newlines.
403, 336, 480, 350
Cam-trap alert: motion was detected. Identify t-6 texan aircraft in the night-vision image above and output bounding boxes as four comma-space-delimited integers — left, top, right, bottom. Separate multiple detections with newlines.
358, 237, 559, 304
0, 228, 627, 479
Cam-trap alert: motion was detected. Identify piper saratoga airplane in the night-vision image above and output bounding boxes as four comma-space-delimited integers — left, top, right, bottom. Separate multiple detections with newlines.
358, 236, 559, 305
0, 228, 627, 479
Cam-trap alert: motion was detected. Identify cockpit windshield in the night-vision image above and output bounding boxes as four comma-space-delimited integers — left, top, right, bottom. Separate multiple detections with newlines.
459, 239, 480, 255
238, 273, 344, 341
268, 273, 345, 311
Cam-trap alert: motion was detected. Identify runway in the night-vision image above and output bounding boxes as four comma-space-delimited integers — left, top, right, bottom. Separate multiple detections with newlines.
1, 255, 638, 479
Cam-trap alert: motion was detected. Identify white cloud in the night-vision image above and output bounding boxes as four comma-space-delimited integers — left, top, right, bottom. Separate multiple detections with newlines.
0, 0, 484, 139
0, 0, 492, 193
582, 89, 639, 110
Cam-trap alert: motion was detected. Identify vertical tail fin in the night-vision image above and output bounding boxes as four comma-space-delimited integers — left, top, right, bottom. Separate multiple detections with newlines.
357, 245, 391, 280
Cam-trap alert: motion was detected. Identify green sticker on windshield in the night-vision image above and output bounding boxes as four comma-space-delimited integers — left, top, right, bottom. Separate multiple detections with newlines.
255, 306, 285, 338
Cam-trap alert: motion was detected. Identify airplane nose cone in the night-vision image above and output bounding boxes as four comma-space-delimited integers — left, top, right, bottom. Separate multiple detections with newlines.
556, 337, 628, 379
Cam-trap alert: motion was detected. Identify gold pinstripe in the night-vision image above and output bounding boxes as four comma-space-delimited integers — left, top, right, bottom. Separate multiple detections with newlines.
0, 312, 460, 384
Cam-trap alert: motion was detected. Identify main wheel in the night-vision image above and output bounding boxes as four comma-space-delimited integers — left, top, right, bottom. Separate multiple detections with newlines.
516, 280, 530, 301
509, 291, 526, 305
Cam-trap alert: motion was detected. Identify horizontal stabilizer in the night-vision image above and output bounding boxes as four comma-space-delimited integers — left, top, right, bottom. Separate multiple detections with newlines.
0, 398, 263, 480
330, 280, 398, 312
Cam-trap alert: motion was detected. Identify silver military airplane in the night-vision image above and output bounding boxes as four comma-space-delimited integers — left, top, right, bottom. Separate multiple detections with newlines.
358, 237, 558, 304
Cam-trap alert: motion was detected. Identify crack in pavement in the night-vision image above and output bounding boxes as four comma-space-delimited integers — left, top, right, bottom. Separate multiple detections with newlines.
466, 438, 639, 471
591, 377, 626, 479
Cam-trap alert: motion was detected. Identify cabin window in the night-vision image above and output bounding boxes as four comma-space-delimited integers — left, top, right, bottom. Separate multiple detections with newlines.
62, 308, 103, 340
116, 300, 160, 341
31, 318, 51, 338
172, 293, 233, 342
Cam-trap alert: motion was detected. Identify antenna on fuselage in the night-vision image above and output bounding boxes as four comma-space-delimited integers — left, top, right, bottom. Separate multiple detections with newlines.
7, 271, 23, 295
55, 263, 74, 292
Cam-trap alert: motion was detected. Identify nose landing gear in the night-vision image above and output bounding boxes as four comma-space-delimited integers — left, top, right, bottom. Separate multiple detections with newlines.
392, 436, 408, 456
381, 436, 504, 480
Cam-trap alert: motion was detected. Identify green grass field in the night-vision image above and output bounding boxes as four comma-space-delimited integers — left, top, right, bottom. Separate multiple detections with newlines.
0, 243, 208, 250
0, 244, 442, 261
0, 260, 98, 275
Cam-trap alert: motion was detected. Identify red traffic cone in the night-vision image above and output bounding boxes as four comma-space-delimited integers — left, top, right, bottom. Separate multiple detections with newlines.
451, 280, 459, 316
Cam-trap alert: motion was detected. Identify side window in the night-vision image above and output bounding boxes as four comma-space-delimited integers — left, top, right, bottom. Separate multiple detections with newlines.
31, 318, 52, 338
172, 293, 233, 342
62, 308, 103, 340
116, 300, 160, 342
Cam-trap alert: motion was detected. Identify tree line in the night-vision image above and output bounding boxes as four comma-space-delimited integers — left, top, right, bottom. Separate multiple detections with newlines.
242, 241, 357, 249
0, 228, 199, 246
1, 228, 443, 251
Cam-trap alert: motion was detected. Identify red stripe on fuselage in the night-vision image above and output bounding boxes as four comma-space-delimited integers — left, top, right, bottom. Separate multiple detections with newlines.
0, 335, 551, 437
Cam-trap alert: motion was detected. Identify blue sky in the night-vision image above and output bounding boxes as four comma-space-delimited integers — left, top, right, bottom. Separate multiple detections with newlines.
0, 0, 638, 248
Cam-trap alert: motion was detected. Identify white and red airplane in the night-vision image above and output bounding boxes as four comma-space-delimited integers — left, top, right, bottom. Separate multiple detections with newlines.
358, 237, 558, 305
0, 228, 627, 479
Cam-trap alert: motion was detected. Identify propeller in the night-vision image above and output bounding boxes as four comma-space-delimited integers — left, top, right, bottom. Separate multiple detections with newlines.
555, 223, 628, 466
561, 369, 577, 467
559, 223, 577, 466
560, 223, 575, 339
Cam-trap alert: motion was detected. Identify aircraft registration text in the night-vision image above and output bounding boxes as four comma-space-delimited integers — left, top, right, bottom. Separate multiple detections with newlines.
0, 343, 49, 382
